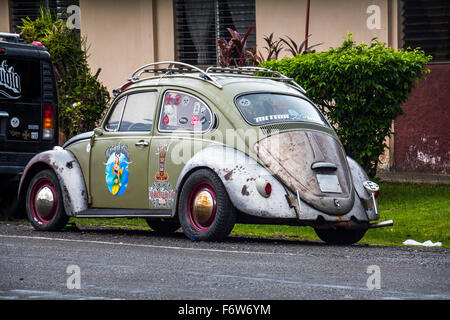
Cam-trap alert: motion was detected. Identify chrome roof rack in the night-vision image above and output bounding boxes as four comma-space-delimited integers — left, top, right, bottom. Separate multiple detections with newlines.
129, 61, 223, 89
117, 61, 306, 96
205, 66, 306, 94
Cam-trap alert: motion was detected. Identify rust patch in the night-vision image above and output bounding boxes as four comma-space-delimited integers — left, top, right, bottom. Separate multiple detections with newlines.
241, 185, 250, 196
224, 170, 233, 181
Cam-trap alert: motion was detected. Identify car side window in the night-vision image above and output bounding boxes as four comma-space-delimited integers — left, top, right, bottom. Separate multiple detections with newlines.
119, 91, 158, 132
158, 90, 213, 133
105, 97, 126, 131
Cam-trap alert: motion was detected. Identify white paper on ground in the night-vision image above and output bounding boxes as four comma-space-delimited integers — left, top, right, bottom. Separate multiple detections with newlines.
403, 239, 442, 247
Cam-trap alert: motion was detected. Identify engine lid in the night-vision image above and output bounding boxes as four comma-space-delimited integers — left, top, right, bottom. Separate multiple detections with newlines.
254, 130, 354, 215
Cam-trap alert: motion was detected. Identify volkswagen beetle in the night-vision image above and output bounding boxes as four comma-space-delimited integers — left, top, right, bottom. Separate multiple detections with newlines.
18, 62, 393, 245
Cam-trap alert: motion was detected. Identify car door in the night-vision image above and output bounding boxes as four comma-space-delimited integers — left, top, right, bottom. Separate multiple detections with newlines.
148, 89, 215, 210
89, 90, 158, 209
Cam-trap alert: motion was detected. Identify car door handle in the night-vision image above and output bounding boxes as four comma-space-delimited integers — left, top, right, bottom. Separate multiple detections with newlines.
135, 141, 149, 147
0, 111, 9, 118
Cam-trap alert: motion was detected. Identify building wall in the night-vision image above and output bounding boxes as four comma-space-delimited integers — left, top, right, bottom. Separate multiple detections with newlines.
393, 64, 450, 174
79, 0, 174, 93
255, 0, 393, 57
0, 0, 10, 32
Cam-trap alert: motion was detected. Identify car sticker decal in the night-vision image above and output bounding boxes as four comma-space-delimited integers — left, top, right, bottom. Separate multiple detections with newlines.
105, 143, 130, 196
191, 115, 199, 126
149, 143, 175, 208
0, 60, 21, 99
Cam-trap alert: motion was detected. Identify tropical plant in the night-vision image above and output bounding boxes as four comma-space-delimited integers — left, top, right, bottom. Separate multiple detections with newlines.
19, 8, 110, 140
280, 34, 322, 56
261, 34, 432, 177
218, 25, 254, 67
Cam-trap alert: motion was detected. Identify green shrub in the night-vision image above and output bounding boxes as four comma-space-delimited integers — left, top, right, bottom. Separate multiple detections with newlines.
19, 9, 110, 140
261, 34, 432, 177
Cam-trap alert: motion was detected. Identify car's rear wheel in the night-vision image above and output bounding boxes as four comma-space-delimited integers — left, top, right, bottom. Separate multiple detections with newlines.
26, 169, 69, 231
146, 218, 180, 234
178, 169, 236, 241
314, 227, 367, 245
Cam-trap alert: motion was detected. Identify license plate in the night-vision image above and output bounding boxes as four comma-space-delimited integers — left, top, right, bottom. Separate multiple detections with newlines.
316, 174, 342, 193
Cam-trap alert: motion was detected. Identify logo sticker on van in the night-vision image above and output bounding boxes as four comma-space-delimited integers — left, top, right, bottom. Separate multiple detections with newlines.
0, 60, 21, 99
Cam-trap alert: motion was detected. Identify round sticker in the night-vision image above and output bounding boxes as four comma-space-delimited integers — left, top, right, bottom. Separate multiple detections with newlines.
10, 117, 20, 128
239, 98, 251, 107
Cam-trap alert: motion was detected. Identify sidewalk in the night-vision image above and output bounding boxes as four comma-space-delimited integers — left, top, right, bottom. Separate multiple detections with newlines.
376, 170, 450, 184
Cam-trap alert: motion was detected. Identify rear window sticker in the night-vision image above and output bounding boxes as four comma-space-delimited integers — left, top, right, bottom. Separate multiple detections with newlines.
181, 95, 190, 106
0, 60, 21, 99
238, 98, 251, 107
191, 115, 199, 126
193, 102, 201, 115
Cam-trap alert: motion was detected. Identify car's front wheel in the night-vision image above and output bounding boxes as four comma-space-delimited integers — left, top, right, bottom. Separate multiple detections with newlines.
178, 169, 236, 241
26, 169, 69, 231
314, 227, 367, 245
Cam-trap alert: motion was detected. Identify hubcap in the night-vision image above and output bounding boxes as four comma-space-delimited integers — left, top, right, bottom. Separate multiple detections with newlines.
30, 178, 58, 224
188, 183, 217, 232
192, 190, 215, 225
34, 186, 55, 219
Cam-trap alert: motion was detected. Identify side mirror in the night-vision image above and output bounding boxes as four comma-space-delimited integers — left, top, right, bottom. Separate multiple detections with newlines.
93, 127, 103, 136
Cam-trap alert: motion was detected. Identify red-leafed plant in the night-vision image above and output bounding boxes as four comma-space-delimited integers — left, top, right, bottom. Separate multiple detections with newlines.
218, 25, 254, 67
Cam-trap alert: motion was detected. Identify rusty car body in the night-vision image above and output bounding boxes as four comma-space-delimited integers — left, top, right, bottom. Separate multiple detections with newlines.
18, 62, 393, 244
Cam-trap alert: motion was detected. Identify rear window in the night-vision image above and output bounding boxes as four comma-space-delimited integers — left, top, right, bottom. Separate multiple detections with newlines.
235, 93, 328, 126
0, 58, 41, 103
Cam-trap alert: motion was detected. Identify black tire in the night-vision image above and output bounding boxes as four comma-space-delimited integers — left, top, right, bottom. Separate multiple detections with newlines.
178, 169, 236, 241
314, 227, 367, 245
25, 169, 69, 231
146, 218, 180, 234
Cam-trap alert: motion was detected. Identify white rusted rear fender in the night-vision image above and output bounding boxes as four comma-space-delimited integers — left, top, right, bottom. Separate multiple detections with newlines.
174, 146, 297, 219
18, 149, 88, 216
346, 156, 379, 220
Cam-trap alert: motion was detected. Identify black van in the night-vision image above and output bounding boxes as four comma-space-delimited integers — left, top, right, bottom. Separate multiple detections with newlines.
0, 33, 58, 216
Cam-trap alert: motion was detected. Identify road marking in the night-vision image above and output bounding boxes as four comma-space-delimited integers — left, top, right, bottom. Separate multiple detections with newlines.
0, 234, 299, 257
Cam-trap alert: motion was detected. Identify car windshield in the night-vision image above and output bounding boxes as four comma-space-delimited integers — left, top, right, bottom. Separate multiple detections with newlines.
235, 93, 328, 126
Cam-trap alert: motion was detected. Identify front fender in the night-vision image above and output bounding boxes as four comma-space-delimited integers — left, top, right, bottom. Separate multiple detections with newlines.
18, 149, 88, 216
174, 146, 296, 219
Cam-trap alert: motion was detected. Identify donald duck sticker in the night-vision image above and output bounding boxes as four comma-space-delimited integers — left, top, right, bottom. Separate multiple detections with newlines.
105, 143, 130, 196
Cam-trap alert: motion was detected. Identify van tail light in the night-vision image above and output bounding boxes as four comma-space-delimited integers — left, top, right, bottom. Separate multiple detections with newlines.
42, 104, 55, 140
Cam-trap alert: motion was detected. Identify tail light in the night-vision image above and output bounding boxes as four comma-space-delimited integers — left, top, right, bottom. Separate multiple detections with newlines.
42, 104, 55, 140
256, 178, 272, 198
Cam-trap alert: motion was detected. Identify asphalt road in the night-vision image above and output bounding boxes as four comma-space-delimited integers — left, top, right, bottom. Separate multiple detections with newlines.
0, 221, 449, 301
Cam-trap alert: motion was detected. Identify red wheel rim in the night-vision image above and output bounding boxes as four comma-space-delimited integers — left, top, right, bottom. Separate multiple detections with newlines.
187, 182, 217, 232
29, 178, 58, 225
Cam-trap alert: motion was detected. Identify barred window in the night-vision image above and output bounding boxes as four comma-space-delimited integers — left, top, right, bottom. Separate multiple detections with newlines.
402, 0, 450, 62
175, 0, 256, 67
10, 0, 79, 32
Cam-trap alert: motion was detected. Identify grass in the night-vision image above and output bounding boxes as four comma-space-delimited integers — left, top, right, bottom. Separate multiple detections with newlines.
4, 182, 449, 248
232, 182, 450, 248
